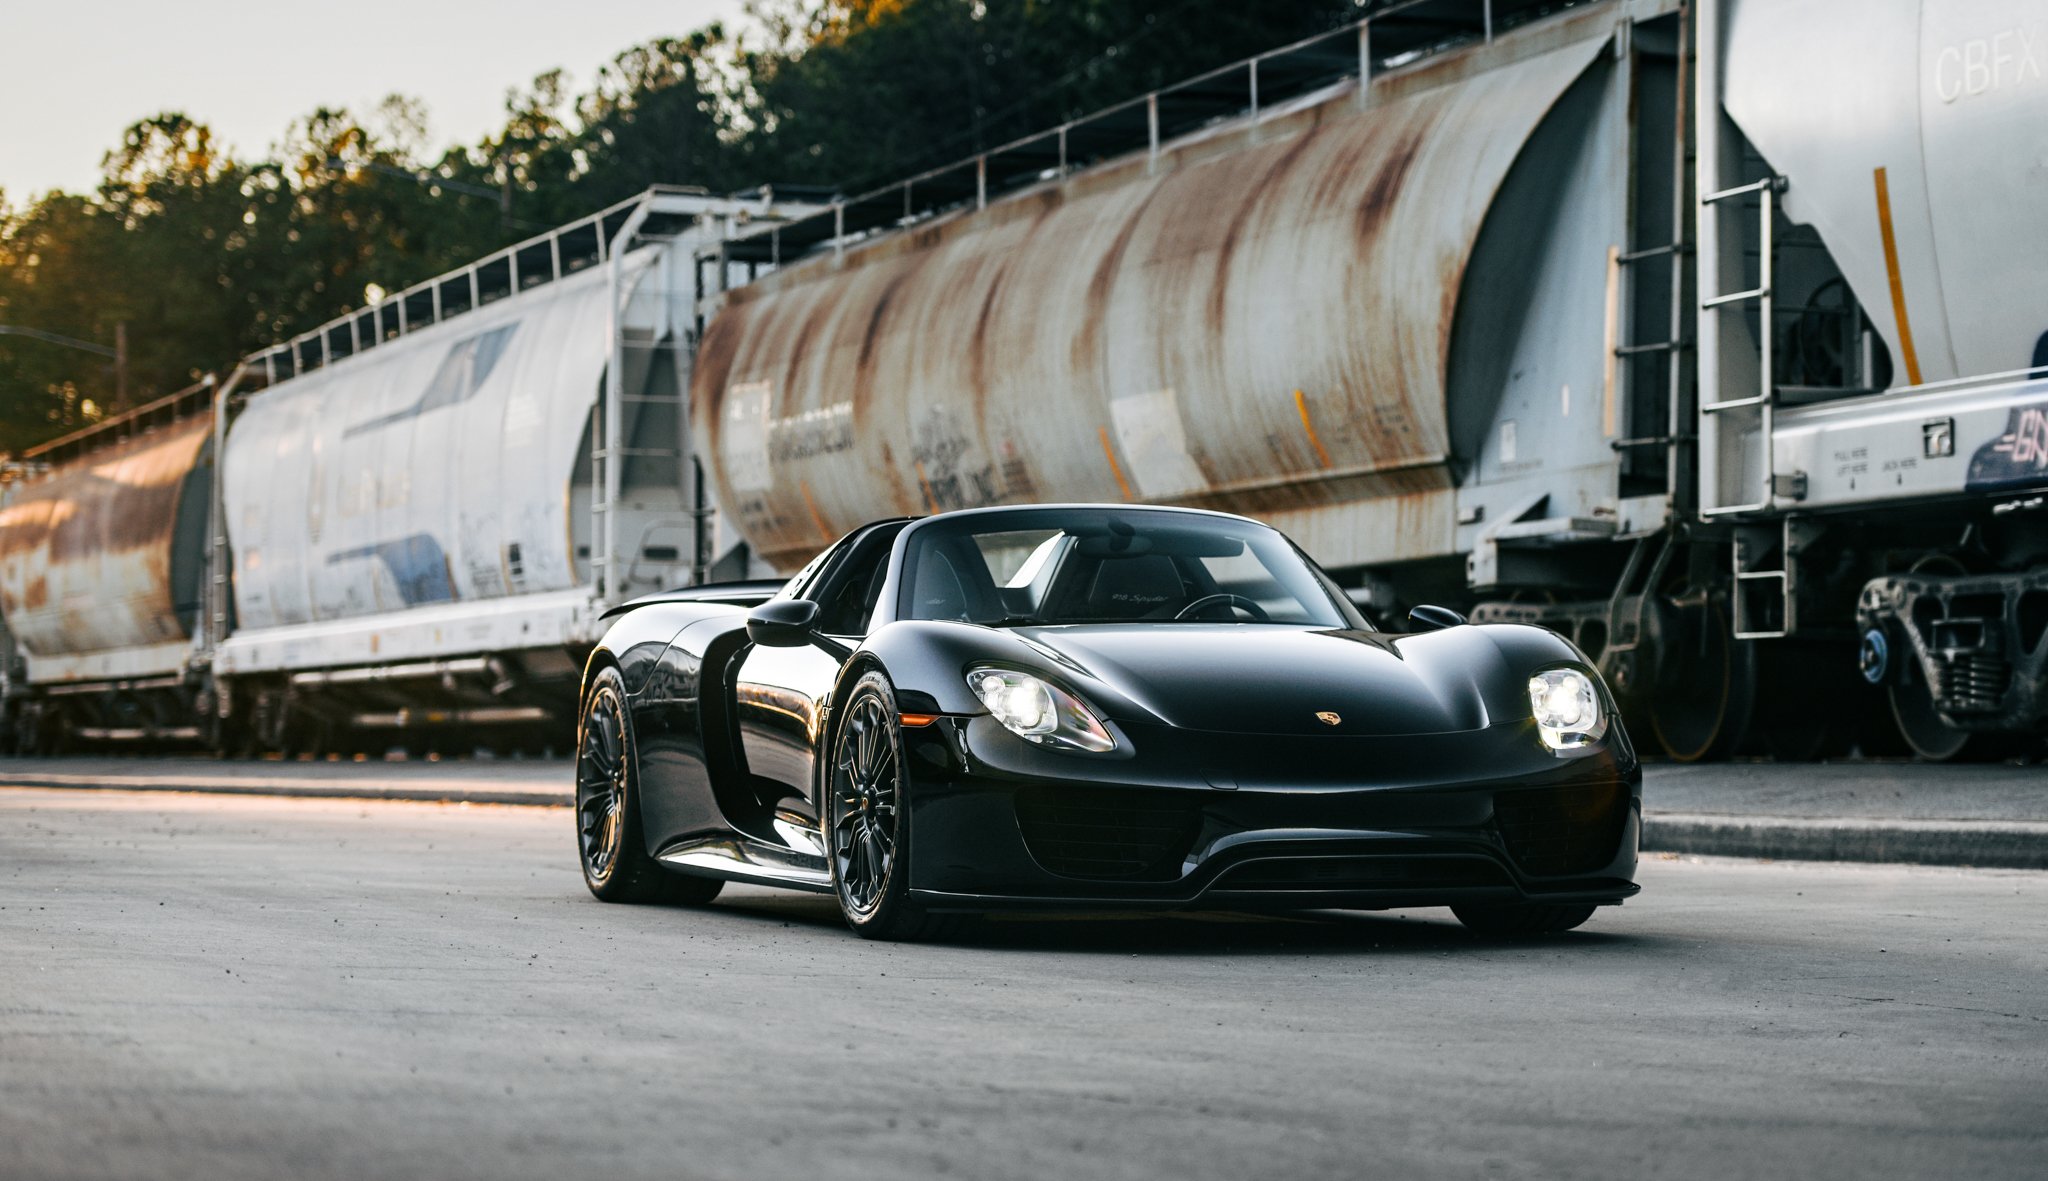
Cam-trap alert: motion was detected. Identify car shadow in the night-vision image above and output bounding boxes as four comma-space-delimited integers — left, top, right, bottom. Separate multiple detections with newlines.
705, 890, 1653, 957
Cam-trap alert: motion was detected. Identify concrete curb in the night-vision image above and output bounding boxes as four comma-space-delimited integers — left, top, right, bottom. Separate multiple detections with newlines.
0, 774, 569, 808
6, 775, 2046, 870
1643, 813, 2048, 871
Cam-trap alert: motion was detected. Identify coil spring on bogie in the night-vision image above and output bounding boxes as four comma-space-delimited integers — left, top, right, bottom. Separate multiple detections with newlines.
1934, 656, 2012, 714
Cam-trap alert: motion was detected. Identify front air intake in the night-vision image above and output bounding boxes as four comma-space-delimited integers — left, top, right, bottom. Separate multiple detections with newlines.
1493, 782, 1629, 877
1013, 787, 1202, 882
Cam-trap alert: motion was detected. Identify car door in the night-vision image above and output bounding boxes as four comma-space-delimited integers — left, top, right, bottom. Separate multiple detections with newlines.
631, 610, 760, 856
731, 523, 902, 833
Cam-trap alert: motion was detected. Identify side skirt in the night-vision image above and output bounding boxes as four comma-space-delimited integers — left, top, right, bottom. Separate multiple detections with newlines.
654, 833, 834, 893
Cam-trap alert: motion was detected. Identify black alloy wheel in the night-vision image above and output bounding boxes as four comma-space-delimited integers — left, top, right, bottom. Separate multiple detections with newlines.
575, 666, 722, 906
828, 670, 958, 941
832, 687, 900, 918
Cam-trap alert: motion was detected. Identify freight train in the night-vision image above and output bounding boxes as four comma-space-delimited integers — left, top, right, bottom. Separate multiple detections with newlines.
0, 190, 806, 755
1, 0, 2042, 762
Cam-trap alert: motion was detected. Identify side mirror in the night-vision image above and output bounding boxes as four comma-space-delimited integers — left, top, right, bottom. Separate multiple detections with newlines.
1407, 604, 1468, 632
747, 599, 820, 647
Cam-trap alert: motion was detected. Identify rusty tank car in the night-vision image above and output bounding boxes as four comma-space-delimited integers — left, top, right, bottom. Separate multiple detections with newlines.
0, 383, 217, 750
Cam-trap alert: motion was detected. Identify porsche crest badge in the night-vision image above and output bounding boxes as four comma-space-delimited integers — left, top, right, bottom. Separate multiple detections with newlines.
1315, 711, 1342, 726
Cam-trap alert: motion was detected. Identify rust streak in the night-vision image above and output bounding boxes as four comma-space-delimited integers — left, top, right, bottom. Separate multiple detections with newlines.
798, 479, 834, 543
1072, 185, 1166, 373
857, 269, 912, 373
1097, 427, 1134, 501
1293, 390, 1334, 469
1355, 124, 1427, 244
1207, 127, 1322, 336
968, 261, 1009, 401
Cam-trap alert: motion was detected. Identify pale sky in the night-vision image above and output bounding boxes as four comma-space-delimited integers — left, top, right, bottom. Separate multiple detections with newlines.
1, 0, 752, 201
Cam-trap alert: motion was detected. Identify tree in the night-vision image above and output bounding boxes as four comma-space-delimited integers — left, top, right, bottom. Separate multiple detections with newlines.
737, 0, 1360, 191
561, 31, 748, 214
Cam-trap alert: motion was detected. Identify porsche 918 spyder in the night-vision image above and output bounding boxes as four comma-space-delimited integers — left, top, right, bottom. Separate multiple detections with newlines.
573, 504, 1640, 940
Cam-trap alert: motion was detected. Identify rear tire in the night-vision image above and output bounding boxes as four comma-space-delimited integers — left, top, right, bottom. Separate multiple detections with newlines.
576, 666, 723, 906
828, 670, 959, 942
1451, 902, 1597, 936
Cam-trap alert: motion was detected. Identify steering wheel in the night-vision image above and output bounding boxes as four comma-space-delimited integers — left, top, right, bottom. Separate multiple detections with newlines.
1174, 593, 1270, 622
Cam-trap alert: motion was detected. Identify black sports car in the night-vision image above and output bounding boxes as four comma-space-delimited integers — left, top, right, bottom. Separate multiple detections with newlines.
573, 504, 1640, 940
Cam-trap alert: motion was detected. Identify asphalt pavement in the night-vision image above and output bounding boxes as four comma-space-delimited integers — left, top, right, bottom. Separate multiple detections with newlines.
1, 789, 2042, 1181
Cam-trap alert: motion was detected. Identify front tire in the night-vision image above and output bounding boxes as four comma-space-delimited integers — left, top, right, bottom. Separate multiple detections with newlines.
576, 666, 722, 906
828, 671, 956, 942
1451, 902, 1597, 936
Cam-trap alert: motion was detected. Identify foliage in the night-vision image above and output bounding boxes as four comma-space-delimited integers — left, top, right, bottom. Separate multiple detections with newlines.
0, 0, 1359, 453
740, 0, 1360, 190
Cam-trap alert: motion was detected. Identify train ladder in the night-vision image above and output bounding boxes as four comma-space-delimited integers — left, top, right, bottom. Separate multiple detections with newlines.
1697, 174, 1794, 639
589, 326, 688, 605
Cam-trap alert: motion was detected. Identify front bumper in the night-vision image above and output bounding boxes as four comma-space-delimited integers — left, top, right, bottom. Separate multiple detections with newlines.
900, 715, 1642, 911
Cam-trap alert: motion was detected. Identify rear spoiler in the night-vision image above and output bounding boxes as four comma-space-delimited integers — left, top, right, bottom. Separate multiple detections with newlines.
600, 579, 786, 622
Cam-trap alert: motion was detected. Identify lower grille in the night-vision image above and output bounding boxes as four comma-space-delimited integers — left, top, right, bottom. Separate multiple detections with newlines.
1220, 856, 1506, 891
1493, 782, 1629, 877
1013, 787, 1202, 881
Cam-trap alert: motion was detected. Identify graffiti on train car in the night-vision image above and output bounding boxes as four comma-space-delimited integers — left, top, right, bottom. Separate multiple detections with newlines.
343, 324, 520, 438
325, 534, 460, 607
1966, 402, 2048, 491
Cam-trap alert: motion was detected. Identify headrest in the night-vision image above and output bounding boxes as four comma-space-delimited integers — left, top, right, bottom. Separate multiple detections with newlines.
1083, 554, 1184, 620
911, 549, 971, 621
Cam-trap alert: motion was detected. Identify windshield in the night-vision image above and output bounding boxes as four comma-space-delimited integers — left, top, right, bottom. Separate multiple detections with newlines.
896, 508, 1364, 628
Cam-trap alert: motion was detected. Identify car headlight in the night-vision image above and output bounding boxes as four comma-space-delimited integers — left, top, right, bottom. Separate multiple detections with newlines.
967, 668, 1116, 753
1528, 668, 1606, 752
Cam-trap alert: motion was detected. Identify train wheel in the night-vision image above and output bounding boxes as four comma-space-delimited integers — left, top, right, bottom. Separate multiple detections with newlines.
280, 713, 331, 761
1884, 553, 1980, 762
1888, 664, 1974, 761
1842, 682, 1910, 758
1745, 640, 1857, 761
1642, 594, 1755, 762
30, 705, 73, 757
14, 705, 49, 757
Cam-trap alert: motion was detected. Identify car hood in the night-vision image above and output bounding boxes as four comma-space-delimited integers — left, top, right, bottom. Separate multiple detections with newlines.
1011, 624, 1520, 736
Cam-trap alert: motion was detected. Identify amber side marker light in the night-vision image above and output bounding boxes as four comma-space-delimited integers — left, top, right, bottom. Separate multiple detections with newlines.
899, 713, 942, 728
